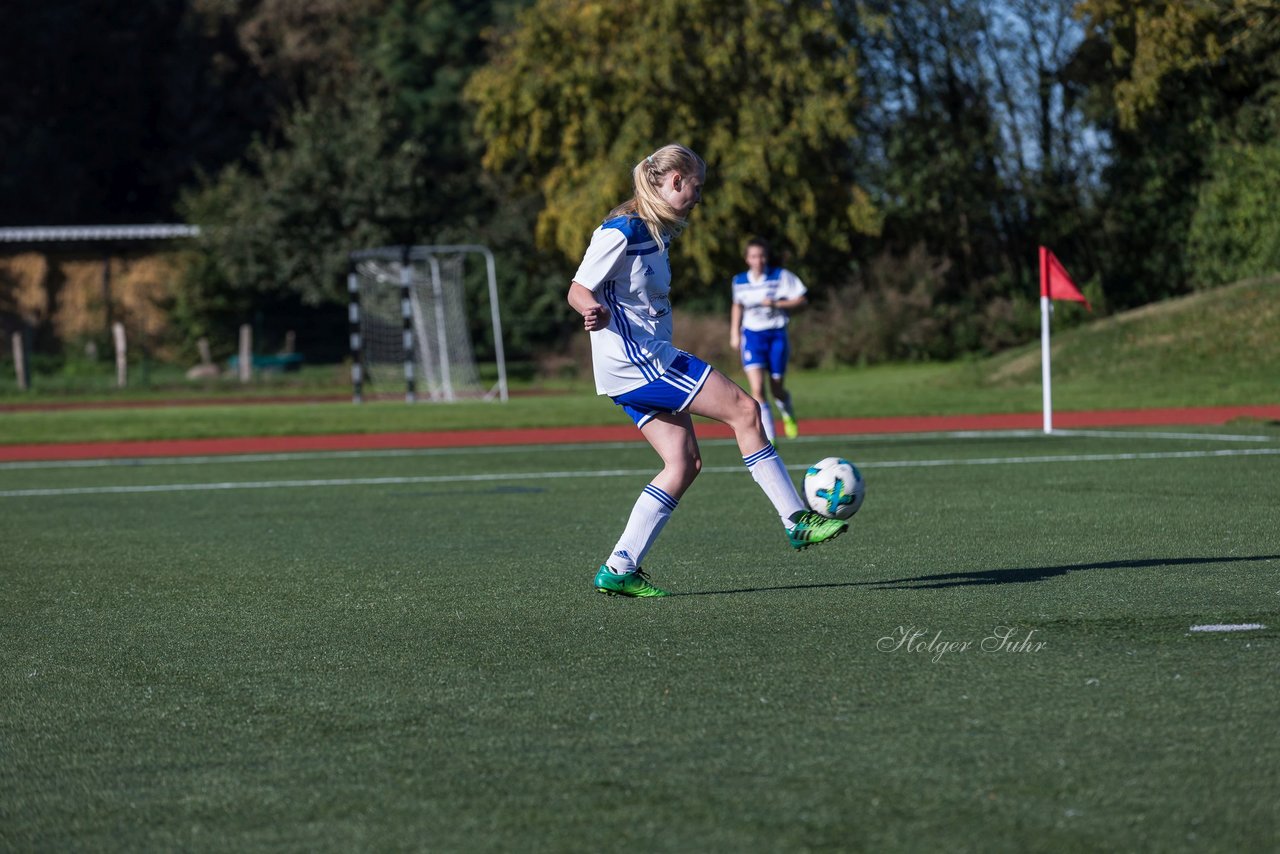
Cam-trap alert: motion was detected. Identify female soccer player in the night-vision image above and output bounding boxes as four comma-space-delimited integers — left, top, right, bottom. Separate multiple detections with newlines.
566, 144, 847, 598
729, 238, 807, 441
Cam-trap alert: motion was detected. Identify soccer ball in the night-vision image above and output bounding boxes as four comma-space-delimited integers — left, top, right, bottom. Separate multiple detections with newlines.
803, 457, 865, 520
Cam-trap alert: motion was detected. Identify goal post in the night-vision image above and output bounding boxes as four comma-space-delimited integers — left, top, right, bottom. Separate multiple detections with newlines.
347, 244, 508, 403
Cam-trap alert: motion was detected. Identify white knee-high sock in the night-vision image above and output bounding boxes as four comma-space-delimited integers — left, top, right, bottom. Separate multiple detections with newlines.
742, 443, 805, 526
759, 400, 776, 441
605, 483, 679, 573
773, 390, 794, 420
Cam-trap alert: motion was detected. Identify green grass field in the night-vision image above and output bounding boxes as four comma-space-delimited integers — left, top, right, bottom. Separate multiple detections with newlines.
3, 425, 1278, 850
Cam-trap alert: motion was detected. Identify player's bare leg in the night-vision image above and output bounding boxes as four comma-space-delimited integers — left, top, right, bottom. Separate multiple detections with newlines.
595, 413, 701, 597
639, 412, 702, 499
685, 369, 766, 455
745, 366, 776, 442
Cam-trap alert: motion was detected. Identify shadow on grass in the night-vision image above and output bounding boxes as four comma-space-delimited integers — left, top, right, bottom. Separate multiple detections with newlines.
676, 554, 1280, 597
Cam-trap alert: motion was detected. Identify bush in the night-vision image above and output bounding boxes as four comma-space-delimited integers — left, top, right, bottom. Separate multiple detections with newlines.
1187, 138, 1280, 288
539, 244, 1054, 378
789, 245, 956, 366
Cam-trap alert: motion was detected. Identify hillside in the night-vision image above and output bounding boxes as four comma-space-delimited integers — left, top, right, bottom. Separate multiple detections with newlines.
978, 275, 1280, 397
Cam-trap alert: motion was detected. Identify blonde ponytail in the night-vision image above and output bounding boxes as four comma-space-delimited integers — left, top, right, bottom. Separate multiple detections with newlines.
608, 143, 705, 243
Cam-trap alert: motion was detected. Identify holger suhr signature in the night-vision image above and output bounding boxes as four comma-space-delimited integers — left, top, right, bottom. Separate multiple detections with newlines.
877, 625, 1047, 663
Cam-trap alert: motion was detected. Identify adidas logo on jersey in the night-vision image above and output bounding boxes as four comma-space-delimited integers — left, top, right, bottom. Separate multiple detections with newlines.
643, 264, 655, 276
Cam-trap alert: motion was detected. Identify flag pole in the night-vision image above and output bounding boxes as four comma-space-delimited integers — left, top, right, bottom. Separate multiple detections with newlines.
1039, 247, 1052, 434
1039, 294, 1049, 435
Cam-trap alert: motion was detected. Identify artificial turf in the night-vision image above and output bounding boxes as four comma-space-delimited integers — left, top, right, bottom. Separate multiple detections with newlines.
2, 427, 1278, 851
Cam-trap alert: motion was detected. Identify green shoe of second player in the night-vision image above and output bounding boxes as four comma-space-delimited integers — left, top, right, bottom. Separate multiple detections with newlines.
594, 565, 671, 598
779, 411, 799, 440
787, 510, 848, 550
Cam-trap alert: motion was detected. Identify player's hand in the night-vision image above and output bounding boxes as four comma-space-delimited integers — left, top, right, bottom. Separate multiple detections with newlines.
730, 334, 740, 350
581, 304, 610, 331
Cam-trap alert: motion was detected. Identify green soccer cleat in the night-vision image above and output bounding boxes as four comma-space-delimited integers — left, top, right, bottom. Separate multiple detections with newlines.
594, 565, 671, 598
779, 410, 799, 440
787, 510, 848, 550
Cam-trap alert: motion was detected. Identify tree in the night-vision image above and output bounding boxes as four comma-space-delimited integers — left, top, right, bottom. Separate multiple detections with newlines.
1075, 0, 1280, 130
841, 0, 1100, 354
465, 0, 878, 296
175, 1, 570, 358
1076, 0, 1280, 299
0, 0, 275, 225
176, 76, 423, 354
1187, 138, 1280, 287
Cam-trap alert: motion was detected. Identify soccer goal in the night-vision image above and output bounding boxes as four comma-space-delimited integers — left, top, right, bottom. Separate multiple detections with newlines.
347, 245, 508, 403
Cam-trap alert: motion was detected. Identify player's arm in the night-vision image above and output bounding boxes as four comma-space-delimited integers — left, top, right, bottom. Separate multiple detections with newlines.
568, 282, 610, 331
568, 228, 627, 332
764, 271, 809, 311
729, 301, 743, 349
765, 294, 807, 310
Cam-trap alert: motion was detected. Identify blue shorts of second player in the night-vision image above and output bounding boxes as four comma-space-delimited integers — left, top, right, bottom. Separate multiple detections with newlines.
740, 328, 790, 378
611, 351, 713, 428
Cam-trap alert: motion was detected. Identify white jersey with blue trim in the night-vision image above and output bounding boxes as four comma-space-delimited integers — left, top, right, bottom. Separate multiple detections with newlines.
732, 267, 807, 331
573, 215, 680, 396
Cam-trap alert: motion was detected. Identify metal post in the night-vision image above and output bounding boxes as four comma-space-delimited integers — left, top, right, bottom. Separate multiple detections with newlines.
400, 246, 416, 403
427, 255, 454, 401
1040, 296, 1053, 434
112, 322, 127, 388
238, 324, 252, 383
11, 331, 28, 391
478, 246, 508, 402
348, 263, 363, 403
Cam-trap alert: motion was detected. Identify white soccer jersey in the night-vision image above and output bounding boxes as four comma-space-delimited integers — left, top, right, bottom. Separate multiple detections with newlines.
731, 267, 807, 331
573, 215, 680, 396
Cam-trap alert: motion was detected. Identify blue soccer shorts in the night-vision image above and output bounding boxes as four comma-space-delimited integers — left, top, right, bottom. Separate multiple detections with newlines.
611, 351, 713, 428
741, 328, 790, 379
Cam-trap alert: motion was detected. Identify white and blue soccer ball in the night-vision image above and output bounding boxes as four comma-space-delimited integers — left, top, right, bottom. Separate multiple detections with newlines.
803, 457, 865, 520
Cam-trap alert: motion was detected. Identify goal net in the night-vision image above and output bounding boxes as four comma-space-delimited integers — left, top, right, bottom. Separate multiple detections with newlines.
348, 245, 508, 403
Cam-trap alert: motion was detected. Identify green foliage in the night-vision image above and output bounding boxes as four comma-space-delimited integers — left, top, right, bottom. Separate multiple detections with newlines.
198, 0, 381, 102
1188, 138, 1280, 287
1075, 0, 1280, 130
465, 0, 879, 292
787, 245, 1040, 366
15, 0, 1280, 369
176, 75, 422, 361
844, 0, 1106, 346
1077, 0, 1280, 304
172, 1, 573, 359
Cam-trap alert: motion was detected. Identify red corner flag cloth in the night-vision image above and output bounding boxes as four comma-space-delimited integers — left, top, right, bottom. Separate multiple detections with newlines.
1039, 246, 1091, 311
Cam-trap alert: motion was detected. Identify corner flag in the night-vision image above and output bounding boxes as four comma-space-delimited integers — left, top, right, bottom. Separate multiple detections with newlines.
1041, 246, 1090, 309
1039, 247, 1091, 434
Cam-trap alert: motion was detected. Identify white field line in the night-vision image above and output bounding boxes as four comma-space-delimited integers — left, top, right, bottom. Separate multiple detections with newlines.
2, 447, 1278, 499
1, 428, 1272, 472
0, 441, 652, 471
1188, 624, 1267, 633
1051, 429, 1275, 443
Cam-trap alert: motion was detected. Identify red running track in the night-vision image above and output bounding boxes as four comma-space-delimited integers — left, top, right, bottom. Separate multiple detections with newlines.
1, 405, 1277, 463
